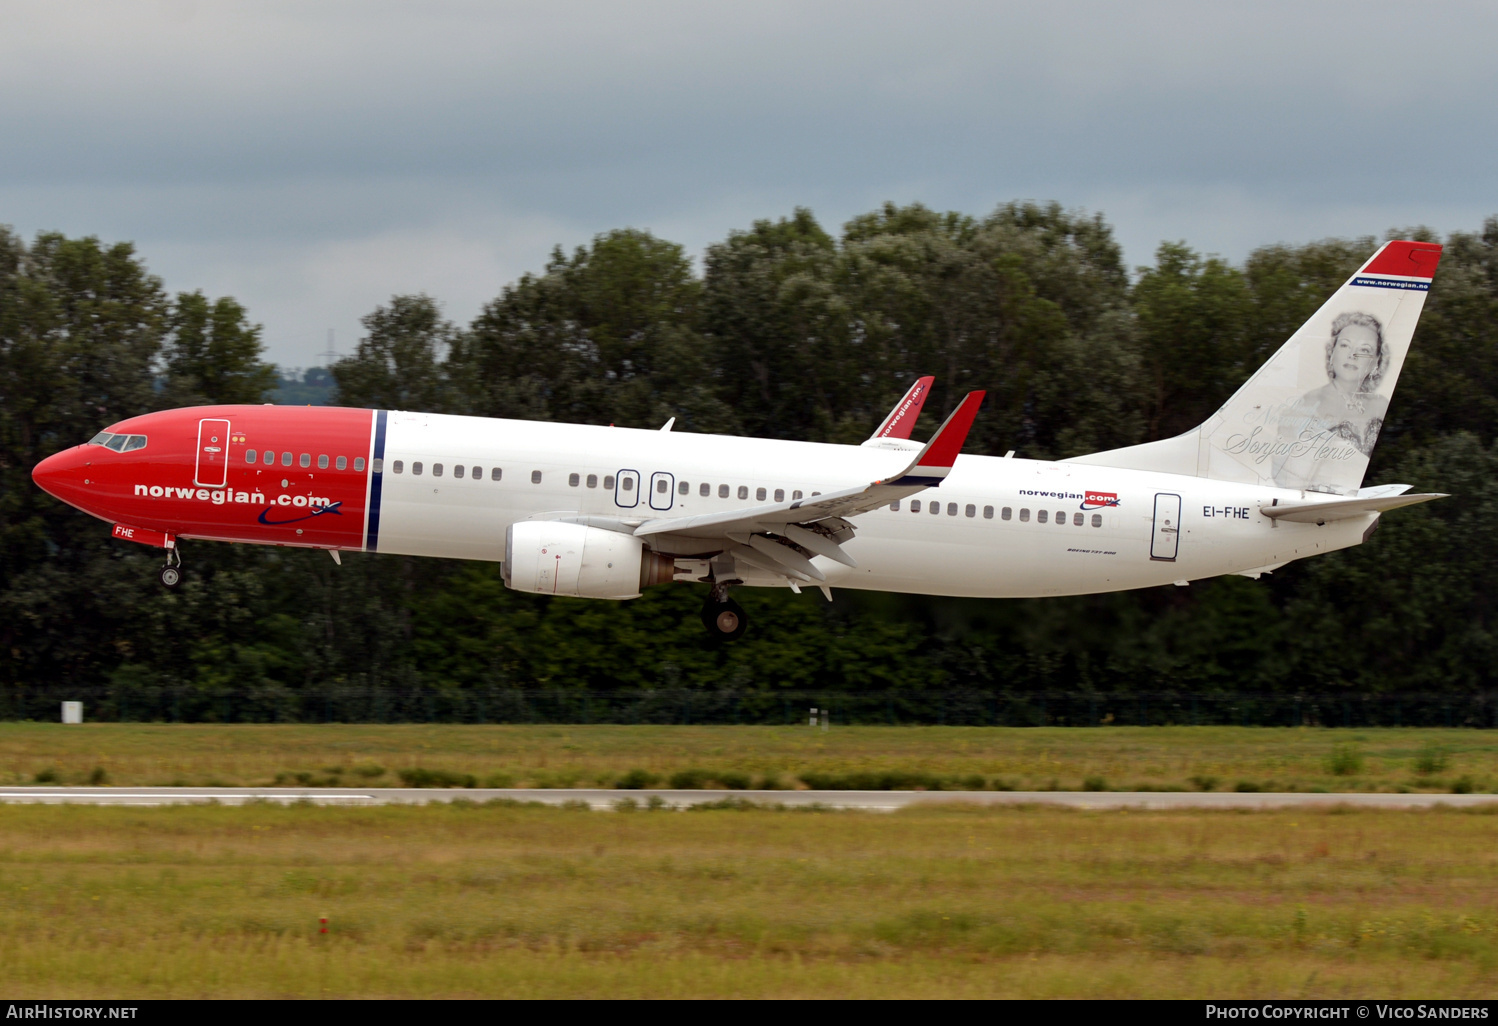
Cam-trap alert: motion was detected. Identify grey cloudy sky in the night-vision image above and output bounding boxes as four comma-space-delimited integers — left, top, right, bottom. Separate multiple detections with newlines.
3, 0, 1495, 367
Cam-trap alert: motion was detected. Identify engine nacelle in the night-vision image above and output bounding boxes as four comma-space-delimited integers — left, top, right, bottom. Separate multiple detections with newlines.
502, 521, 675, 600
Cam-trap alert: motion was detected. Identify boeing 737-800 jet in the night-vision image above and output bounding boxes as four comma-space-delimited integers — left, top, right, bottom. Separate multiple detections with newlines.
32, 241, 1446, 639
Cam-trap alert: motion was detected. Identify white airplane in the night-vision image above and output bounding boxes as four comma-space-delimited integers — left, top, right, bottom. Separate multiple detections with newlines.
32, 241, 1446, 639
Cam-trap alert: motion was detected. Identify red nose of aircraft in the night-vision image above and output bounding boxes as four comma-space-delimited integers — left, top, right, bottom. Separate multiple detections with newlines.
31, 446, 92, 509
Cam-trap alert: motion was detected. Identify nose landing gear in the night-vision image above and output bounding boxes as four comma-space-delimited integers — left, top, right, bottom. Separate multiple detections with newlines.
700, 579, 747, 640
159, 544, 182, 589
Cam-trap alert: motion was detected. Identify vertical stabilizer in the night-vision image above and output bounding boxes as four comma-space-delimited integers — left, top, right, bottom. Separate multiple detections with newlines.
1066, 240, 1442, 494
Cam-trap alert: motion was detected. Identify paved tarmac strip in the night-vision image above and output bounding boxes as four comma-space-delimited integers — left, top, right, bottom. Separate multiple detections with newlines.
0, 787, 1493, 810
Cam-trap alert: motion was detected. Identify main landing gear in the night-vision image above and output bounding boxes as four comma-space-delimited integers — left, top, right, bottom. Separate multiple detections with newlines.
159, 545, 182, 589
700, 580, 747, 641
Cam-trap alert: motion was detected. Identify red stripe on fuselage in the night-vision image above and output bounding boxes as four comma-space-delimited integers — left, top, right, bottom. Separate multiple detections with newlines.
50, 405, 375, 550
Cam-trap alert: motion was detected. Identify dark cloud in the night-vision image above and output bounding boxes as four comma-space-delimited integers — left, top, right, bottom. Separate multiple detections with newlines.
3, 0, 1494, 365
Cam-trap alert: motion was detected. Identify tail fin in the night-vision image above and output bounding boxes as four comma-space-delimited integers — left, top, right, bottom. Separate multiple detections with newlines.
1067, 240, 1443, 494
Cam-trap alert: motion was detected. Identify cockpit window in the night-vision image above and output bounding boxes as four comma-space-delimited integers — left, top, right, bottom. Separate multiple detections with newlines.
89, 432, 146, 452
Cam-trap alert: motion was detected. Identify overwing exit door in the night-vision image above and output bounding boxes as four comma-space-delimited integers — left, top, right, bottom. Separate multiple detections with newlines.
614, 469, 640, 508
195, 418, 231, 487
1150, 492, 1182, 561
648, 471, 674, 511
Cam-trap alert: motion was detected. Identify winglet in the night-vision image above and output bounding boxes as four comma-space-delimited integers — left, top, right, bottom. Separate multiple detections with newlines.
869, 376, 935, 440
886, 391, 985, 485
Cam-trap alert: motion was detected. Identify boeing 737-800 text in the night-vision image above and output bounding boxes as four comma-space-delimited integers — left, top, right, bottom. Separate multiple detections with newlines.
32, 241, 1446, 639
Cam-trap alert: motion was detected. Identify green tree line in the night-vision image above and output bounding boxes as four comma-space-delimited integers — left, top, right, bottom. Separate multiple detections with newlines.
3, 204, 1497, 705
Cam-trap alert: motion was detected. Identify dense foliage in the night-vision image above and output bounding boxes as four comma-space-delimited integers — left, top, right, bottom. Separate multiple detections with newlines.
3, 205, 1497, 704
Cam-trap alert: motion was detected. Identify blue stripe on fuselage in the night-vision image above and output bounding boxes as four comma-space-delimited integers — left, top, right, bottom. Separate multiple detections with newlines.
366, 410, 387, 552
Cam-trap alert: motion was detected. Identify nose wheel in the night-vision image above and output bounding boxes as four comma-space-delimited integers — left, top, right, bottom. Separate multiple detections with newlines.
700, 597, 747, 641
159, 546, 182, 589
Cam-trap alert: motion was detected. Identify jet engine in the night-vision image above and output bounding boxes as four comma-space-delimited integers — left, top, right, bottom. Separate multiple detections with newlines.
502, 521, 675, 600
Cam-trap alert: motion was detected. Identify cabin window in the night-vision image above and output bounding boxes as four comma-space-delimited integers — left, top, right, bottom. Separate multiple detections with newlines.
245, 449, 257, 464
531, 470, 542, 484
756, 487, 767, 501
491, 467, 502, 481
358, 458, 368, 472
1073, 512, 1084, 526
1092, 513, 1102, 528
603, 475, 615, 489
454, 465, 465, 479
569, 473, 580, 487
774, 489, 785, 502
300, 453, 311, 468
792, 490, 803, 500
984, 505, 996, 520
965, 504, 976, 518
393, 460, 404, 474
654, 478, 667, 494
1020, 508, 1030, 522
587, 474, 598, 488
412, 462, 423, 475
911, 500, 921, 513
1000, 507, 1010, 520
1037, 510, 1048, 523
699, 482, 710, 497
621, 476, 633, 491
318, 455, 329, 469
947, 503, 958, 516
1056, 510, 1065, 525
737, 486, 748, 500
679, 480, 689, 494
336, 456, 347, 470
718, 484, 729, 498
930, 502, 940, 515
433, 463, 444, 478
281, 452, 293, 466
890, 500, 900, 511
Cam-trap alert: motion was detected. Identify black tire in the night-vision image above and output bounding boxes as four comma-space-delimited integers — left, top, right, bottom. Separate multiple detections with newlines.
700, 598, 747, 641
160, 566, 181, 588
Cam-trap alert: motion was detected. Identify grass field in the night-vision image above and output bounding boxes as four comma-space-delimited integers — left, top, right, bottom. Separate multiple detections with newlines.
0, 801, 1494, 998
2, 723, 1496, 793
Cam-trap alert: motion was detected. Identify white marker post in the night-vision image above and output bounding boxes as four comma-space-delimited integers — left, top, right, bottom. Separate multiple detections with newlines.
809, 707, 817, 728
61, 702, 82, 724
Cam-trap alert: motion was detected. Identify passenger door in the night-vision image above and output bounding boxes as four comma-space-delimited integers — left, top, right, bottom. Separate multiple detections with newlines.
195, 418, 231, 488
1150, 492, 1182, 561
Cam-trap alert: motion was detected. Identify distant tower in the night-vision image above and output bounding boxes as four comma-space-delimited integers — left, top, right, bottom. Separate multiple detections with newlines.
318, 329, 337, 368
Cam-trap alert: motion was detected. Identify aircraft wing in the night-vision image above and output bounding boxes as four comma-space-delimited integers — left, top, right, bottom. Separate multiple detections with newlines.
1260, 491, 1447, 524
633, 391, 985, 581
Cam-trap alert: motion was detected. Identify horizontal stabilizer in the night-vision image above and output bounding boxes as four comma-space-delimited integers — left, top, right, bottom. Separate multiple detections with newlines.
1261, 492, 1446, 524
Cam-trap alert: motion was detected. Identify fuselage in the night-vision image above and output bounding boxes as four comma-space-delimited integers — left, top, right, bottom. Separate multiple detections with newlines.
31, 404, 1371, 598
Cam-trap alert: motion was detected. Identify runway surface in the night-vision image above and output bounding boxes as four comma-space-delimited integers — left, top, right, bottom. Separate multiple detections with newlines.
0, 786, 1492, 810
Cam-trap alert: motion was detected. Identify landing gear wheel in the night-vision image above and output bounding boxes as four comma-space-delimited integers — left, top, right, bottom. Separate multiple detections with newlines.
701, 598, 747, 641
159, 565, 181, 588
